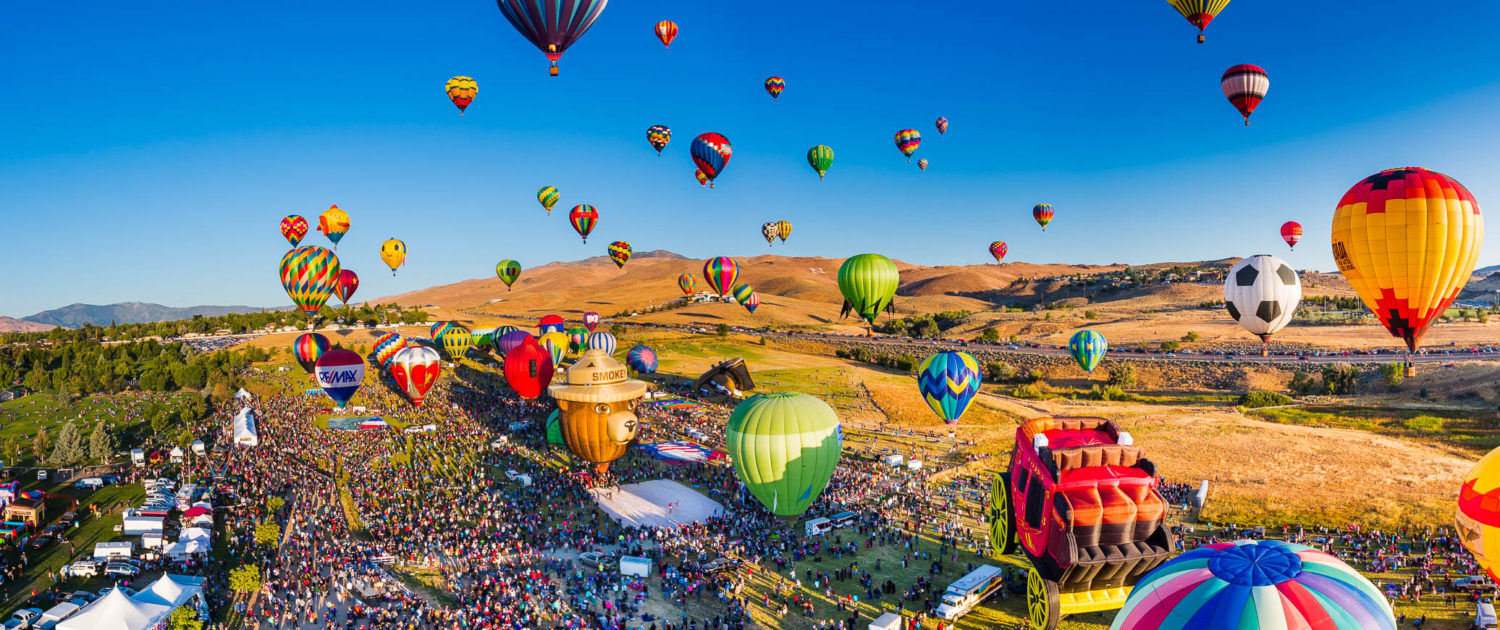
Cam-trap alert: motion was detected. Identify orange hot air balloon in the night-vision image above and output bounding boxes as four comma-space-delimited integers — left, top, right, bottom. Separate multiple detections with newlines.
1332, 167, 1484, 365
655, 20, 678, 49
445, 76, 477, 116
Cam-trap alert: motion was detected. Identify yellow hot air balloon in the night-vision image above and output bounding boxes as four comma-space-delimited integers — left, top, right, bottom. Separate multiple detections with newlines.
1332, 167, 1483, 373
380, 239, 407, 276
317, 205, 350, 249
445, 76, 477, 116
776, 220, 792, 243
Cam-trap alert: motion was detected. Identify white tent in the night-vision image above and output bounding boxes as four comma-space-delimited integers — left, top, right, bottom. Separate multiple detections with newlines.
232, 407, 259, 447
234, 388, 253, 399
134, 574, 207, 613
165, 527, 213, 557
57, 588, 171, 630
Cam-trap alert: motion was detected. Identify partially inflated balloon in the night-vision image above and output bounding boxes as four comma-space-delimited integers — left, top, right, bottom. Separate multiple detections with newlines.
441, 326, 472, 359
317, 205, 350, 248
389, 345, 442, 406
445, 76, 477, 116
373, 332, 407, 368
539, 315, 565, 334
1166, 0, 1230, 43
546, 410, 564, 445
281, 216, 308, 247
538, 186, 560, 215
732, 283, 754, 306
565, 327, 589, 354
894, 129, 921, 163
334, 269, 359, 305
678, 273, 697, 295
626, 345, 657, 374
777, 221, 792, 243
917, 351, 981, 424
1281, 221, 1302, 249
587, 331, 616, 355
608, 241, 631, 268
935, 117, 948, 135
838, 254, 899, 326
764, 76, 784, 100
583, 312, 601, 332
1221, 64, 1268, 125
989, 241, 1007, 263
380, 239, 406, 275
916, 158, 928, 171
807, 145, 834, 180
314, 348, 365, 409
725, 393, 842, 521
1068, 330, 1107, 373
1033, 203, 1054, 230
647, 125, 671, 155
496, 330, 532, 358
762, 222, 778, 246
279, 246, 341, 314
691, 133, 731, 187
654, 20, 677, 49
743, 292, 760, 314
494, 0, 609, 76
504, 340, 554, 399
702, 257, 739, 296
569, 205, 598, 243
292, 333, 330, 373
496, 259, 522, 290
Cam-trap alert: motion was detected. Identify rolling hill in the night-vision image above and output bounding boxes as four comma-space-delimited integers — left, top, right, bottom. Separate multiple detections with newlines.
0, 316, 54, 333
21, 302, 271, 328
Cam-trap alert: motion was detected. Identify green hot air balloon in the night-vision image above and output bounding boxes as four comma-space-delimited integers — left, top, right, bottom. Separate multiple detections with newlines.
807, 145, 834, 180
725, 392, 842, 524
837, 253, 899, 329
1068, 329, 1108, 373
496, 260, 522, 291
546, 409, 565, 446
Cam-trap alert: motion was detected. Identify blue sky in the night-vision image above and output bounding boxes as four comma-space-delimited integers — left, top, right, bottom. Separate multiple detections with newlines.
4, 1, 1500, 317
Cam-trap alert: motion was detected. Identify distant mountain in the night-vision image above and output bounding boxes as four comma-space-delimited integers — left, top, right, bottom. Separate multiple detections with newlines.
22, 302, 268, 328
0, 316, 54, 333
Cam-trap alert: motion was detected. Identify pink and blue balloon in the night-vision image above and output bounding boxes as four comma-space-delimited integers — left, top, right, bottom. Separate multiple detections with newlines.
627, 345, 658, 374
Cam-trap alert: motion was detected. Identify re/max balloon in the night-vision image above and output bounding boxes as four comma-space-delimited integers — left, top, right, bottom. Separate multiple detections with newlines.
314, 348, 365, 409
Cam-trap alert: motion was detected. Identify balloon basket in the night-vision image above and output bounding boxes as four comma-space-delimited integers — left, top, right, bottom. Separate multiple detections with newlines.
549, 67, 559, 77
1405, 364, 1416, 378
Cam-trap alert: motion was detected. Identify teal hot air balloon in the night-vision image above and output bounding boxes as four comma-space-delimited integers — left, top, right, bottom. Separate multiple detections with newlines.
917, 351, 982, 425
725, 392, 842, 524
837, 254, 900, 327
546, 409, 565, 446
1068, 329, 1108, 373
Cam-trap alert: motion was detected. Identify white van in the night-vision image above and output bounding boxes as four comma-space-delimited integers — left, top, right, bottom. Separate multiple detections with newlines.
804, 517, 834, 537
1479, 599, 1498, 630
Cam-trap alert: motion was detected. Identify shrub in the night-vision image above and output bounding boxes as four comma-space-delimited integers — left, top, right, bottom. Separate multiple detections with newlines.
1182, 331, 1201, 342
1238, 390, 1292, 408
1085, 385, 1136, 401
1011, 383, 1050, 400
1160, 340, 1182, 352
985, 362, 1018, 383
977, 328, 1001, 343
1321, 363, 1359, 395
1083, 310, 1099, 320
1377, 363, 1405, 387
1288, 371, 1319, 396
835, 349, 850, 359
1106, 365, 1137, 388
893, 355, 918, 372
1026, 369, 1045, 383
229, 565, 261, 593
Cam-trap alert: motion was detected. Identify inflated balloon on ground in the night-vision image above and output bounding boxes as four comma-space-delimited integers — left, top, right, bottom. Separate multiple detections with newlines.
725, 392, 842, 522
549, 350, 647, 472
389, 346, 441, 406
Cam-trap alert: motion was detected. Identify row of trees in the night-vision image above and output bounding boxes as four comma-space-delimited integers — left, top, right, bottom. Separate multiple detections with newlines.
0, 338, 261, 401
876, 310, 972, 339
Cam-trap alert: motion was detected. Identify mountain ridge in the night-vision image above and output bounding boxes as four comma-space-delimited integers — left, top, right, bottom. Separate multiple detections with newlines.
21, 302, 271, 329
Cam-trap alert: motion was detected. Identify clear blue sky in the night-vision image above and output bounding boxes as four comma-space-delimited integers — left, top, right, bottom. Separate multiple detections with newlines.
5, 1, 1500, 317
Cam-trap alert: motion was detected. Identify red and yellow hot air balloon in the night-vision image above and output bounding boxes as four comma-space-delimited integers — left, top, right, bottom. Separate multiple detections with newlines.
608, 241, 632, 268
280, 216, 308, 247
678, 273, 697, 295
1167, 0, 1230, 43
694, 168, 708, 188
654, 20, 677, 49
1459, 446, 1500, 583
764, 77, 784, 100
445, 76, 477, 116
1221, 64, 1268, 125
569, 204, 598, 243
1280, 221, 1302, 249
279, 246, 341, 316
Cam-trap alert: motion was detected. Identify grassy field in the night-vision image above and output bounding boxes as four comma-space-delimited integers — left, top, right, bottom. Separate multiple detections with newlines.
1, 483, 145, 611
0, 392, 201, 467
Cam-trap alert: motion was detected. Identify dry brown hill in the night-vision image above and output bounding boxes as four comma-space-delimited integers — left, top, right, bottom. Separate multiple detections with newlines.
0, 316, 54, 332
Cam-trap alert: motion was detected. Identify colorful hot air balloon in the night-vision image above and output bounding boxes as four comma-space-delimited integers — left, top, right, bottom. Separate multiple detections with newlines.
389, 345, 442, 406
445, 76, 477, 116
373, 332, 407, 368
1068, 330, 1107, 373
894, 129, 921, 163
314, 348, 365, 409
538, 186, 560, 215
539, 315, 566, 334
1166, 0, 1230, 43
583, 312, 601, 332
587, 331, 616, 355
989, 241, 1007, 263
626, 345, 658, 374
1221, 64, 1268, 125
678, 273, 697, 295
1111, 540, 1395, 630
608, 241, 632, 268
565, 327, 589, 354
731, 283, 754, 306
1280, 221, 1303, 249
494, 0, 609, 76
1033, 203, 1054, 230
334, 269, 359, 306
702, 257, 739, 297
690, 133, 731, 187
292, 333, 330, 373
935, 117, 948, 135
496, 329, 532, 358
654, 20, 677, 49
646, 125, 671, 155
540, 333, 567, 366
380, 239, 407, 276
694, 168, 708, 188
280, 216, 308, 247
496, 259, 522, 291
838, 254, 899, 326
568, 204, 598, 243
764, 76, 784, 100
917, 158, 928, 171
442, 326, 472, 359
1224, 255, 1301, 355
549, 350, 647, 472
1333, 167, 1483, 364
503, 340, 555, 399
743, 292, 760, 314
917, 351, 981, 425
1458, 446, 1500, 583
807, 145, 834, 180
725, 392, 842, 522
279, 246, 341, 315
762, 222, 778, 246
776, 220, 792, 243
317, 205, 350, 248
546, 410, 565, 446
430, 321, 453, 341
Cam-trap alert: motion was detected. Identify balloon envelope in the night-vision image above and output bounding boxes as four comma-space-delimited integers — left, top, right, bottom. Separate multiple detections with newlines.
334, 269, 359, 305
496, 330, 533, 357
281, 216, 308, 247
1458, 446, 1500, 582
894, 129, 921, 162
678, 273, 698, 295
1223, 254, 1301, 342
292, 333, 330, 373
537, 186, 559, 214
1280, 221, 1302, 249
389, 345, 442, 406
445, 76, 477, 115
569, 205, 598, 243
1221, 64, 1268, 123
441, 326, 472, 359
654, 21, 677, 48
539, 315, 566, 334
314, 348, 365, 409
626, 345, 658, 374
1033, 203, 1054, 230
725, 393, 842, 519
806, 145, 834, 180
703, 257, 739, 296
317, 205, 350, 247
373, 333, 407, 368
989, 241, 1007, 263
380, 239, 407, 275
496, 259, 522, 290
279, 246, 341, 314
587, 331, 616, 355
494, 0, 609, 75
917, 351, 981, 424
583, 312, 601, 332
504, 341, 555, 399
608, 241, 631, 268
646, 125, 671, 154
1068, 330, 1107, 372
691, 133, 732, 184
837, 254, 899, 325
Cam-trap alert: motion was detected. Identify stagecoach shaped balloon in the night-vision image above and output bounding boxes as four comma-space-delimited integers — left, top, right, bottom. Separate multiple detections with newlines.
314, 348, 365, 408
389, 345, 441, 407
548, 349, 648, 472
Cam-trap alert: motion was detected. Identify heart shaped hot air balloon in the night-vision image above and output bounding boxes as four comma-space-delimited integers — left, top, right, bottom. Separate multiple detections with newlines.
279, 246, 341, 316
389, 345, 441, 406
504, 340, 555, 399
569, 205, 598, 243
691, 133, 731, 188
314, 348, 365, 408
703, 257, 739, 297
334, 269, 359, 305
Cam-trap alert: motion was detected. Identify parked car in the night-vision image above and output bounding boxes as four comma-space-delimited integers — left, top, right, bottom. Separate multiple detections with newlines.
104, 563, 139, 578
27, 535, 53, 550
57, 513, 78, 529
66, 591, 96, 605
4, 609, 43, 630
63, 561, 99, 578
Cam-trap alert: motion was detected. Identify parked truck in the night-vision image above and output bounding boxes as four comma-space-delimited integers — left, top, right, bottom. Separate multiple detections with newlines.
934, 565, 1006, 620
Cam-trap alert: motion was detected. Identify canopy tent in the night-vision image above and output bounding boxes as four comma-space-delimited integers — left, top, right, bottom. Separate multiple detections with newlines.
57, 588, 172, 630
232, 407, 258, 447
234, 388, 253, 399
134, 574, 208, 617
326, 416, 386, 431
165, 527, 213, 557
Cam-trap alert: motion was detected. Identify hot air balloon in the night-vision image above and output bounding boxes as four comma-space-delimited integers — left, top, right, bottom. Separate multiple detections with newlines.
317, 205, 350, 248
807, 145, 834, 180
690, 133, 731, 187
292, 333, 330, 373
1068, 330, 1107, 373
917, 351, 981, 425
1111, 540, 1395, 630
989, 241, 1007, 263
1458, 446, 1500, 583
1222, 64, 1268, 125
568, 204, 598, 243
565, 327, 589, 354
314, 348, 365, 409
373, 332, 407, 368
279, 246, 341, 316
496, 259, 522, 291
496, 329, 532, 358
894, 129, 921, 163
743, 292, 760, 314
1033, 203, 1054, 230
494, 0, 609, 76
731, 283, 754, 306
837, 254, 899, 327
546, 409, 565, 446
678, 273, 697, 295
702, 257, 739, 297
776, 221, 792, 243
280, 216, 308, 247
1332, 167, 1483, 372
538, 186, 560, 215
1166, 0, 1230, 43
626, 345, 658, 374
445, 76, 477, 116
389, 345, 442, 406
1280, 221, 1303, 249
764, 76, 784, 100
504, 340, 555, 399
549, 350, 648, 472
917, 158, 928, 171
539, 315, 566, 334
539, 333, 567, 366
608, 241, 631, 268
441, 326, 472, 359
761, 222, 778, 246
334, 269, 359, 306
646, 125, 671, 155
380, 239, 407, 275
430, 322, 453, 341
654, 20, 677, 49
582, 312, 601, 332
1224, 255, 1301, 355
725, 392, 842, 523
935, 117, 948, 135
587, 330, 616, 355
694, 169, 708, 188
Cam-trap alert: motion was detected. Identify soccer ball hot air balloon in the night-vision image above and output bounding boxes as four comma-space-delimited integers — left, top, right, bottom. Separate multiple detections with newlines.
678, 273, 697, 295
691, 133, 731, 188
1332, 167, 1483, 371
280, 216, 308, 247
504, 340, 555, 399
587, 331, 616, 355
539, 315, 565, 334
317, 205, 350, 248
582, 311, 601, 332
935, 116, 948, 135
702, 257, 739, 297
1068, 330, 1107, 373
654, 20, 677, 49
777, 220, 792, 243
496, 259, 522, 291
764, 76, 784, 100
1458, 447, 1500, 583
694, 168, 708, 188
1280, 221, 1303, 249
608, 241, 631, 268
389, 345, 441, 407
1224, 255, 1301, 355
441, 325, 472, 360
838, 254, 899, 328
1166, 0, 1230, 43
917, 158, 928, 171
1222, 64, 1268, 125
565, 327, 589, 355
917, 351, 981, 425
372, 332, 407, 368
807, 145, 834, 180
292, 333, 330, 373
1033, 203, 1054, 230
725, 392, 842, 523
380, 239, 406, 276
279, 246, 341, 317
568, 204, 598, 243
626, 345, 657, 374
1111, 540, 1395, 630
494, 0, 609, 76
646, 125, 671, 156
989, 241, 1007, 263
334, 269, 359, 306
314, 348, 365, 409
549, 350, 647, 472
537, 186, 559, 215
894, 129, 921, 163
445, 76, 477, 116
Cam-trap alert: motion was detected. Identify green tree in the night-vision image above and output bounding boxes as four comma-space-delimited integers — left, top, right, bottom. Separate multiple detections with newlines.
1377, 362, 1405, 387
228, 564, 262, 592
88, 422, 118, 463
1321, 363, 1359, 395
32, 428, 50, 461
254, 521, 281, 547
151, 412, 172, 436
609, 323, 625, 337
1160, 340, 1182, 352
716, 323, 730, 338
1288, 371, 1319, 396
266, 496, 286, 514
1083, 310, 1099, 320
977, 328, 1000, 343
984, 362, 1017, 383
1181, 331, 1201, 342
47, 422, 86, 466
1106, 365, 1137, 388
167, 607, 204, 630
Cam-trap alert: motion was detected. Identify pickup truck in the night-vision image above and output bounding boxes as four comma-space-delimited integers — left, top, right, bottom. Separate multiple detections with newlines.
4, 609, 44, 630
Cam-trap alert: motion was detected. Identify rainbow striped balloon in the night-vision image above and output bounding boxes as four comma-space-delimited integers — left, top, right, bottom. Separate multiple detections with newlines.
703, 257, 739, 297
1111, 540, 1395, 630
373, 333, 407, 368
916, 351, 981, 424
894, 129, 921, 163
279, 246, 341, 314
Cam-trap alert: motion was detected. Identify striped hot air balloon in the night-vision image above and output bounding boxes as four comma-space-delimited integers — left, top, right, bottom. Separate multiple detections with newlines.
702, 257, 739, 296
292, 333, 330, 373
917, 351, 981, 424
537, 186, 560, 215
743, 292, 760, 314
764, 76, 784, 100
569, 205, 598, 243
1033, 203, 1055, 230
691, 133, 731, 187
587, 331, 616, 355
445, 76, 477, 116
1281, 221, 1303, 249
496, 330, 532, 358
732, 283, 754, 305
678, 273, 697, 295
1221, 64, 1268, 125
494, 0, 609, 76
654, 20, 677, 49
894, 129, 921, 163
1166, 0, 1231, 43
566, 327, 589, 354
279, 246, 341, 315
582, 312, 601, 332
935, 116, 948, 135
806, 145, 834, 180
777, 221, 792, 243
